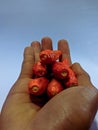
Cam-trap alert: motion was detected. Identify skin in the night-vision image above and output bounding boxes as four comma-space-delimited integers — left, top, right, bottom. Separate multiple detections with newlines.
0, 37, 98, 130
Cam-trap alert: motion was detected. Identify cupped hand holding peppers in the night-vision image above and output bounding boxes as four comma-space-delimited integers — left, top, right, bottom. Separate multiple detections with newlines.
1, 37, 98, 130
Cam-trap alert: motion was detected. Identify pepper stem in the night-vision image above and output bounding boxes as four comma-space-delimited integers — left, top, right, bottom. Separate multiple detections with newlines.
61, 71, 67, 77
32, 86, 39, 93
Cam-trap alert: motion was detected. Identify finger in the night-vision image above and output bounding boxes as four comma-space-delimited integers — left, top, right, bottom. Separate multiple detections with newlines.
58, 39, 72, 65
30, 86, 98, 130
31, 41, 41, 62
41, 37, 53, 50
19, 46, 35, 79
71, 63, 94, 87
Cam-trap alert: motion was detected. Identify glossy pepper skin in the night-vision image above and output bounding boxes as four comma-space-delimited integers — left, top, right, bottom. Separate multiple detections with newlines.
52, 61, 69, 80
28, 49, 78, 100
40, 49, 62, 64
64, 68, 78, 88
47, 78, 64, 98
33, 61, 47, 77
28, 77, 49, 96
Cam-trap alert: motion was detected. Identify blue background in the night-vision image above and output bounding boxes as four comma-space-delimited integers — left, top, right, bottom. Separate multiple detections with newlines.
0, 0, 98, 129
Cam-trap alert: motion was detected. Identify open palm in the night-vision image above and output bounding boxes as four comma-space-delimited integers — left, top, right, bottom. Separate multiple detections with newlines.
1, 37, 98, 130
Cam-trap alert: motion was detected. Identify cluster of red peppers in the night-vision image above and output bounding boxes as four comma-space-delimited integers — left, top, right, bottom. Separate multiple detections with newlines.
28, 49, 78, 99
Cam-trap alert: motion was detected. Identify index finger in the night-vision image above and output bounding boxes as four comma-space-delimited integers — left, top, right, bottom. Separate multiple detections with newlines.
58, 39, 72, 65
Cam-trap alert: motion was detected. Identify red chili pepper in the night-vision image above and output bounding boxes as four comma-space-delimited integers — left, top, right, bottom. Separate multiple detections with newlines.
40, 49, 62, 64
28, 77, 49, 96
52, 61, 69, 79
47, 78, 64, 98
28, 49, 78, 100
33, 61, 47, 77
64, 68, 78, 88
54, 50, 62, 60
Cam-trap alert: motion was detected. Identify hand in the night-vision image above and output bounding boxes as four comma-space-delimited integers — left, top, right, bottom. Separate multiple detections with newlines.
0, 37, 98, 130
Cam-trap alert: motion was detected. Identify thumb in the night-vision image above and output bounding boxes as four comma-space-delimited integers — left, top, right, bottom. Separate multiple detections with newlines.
30, 86, 98, 130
